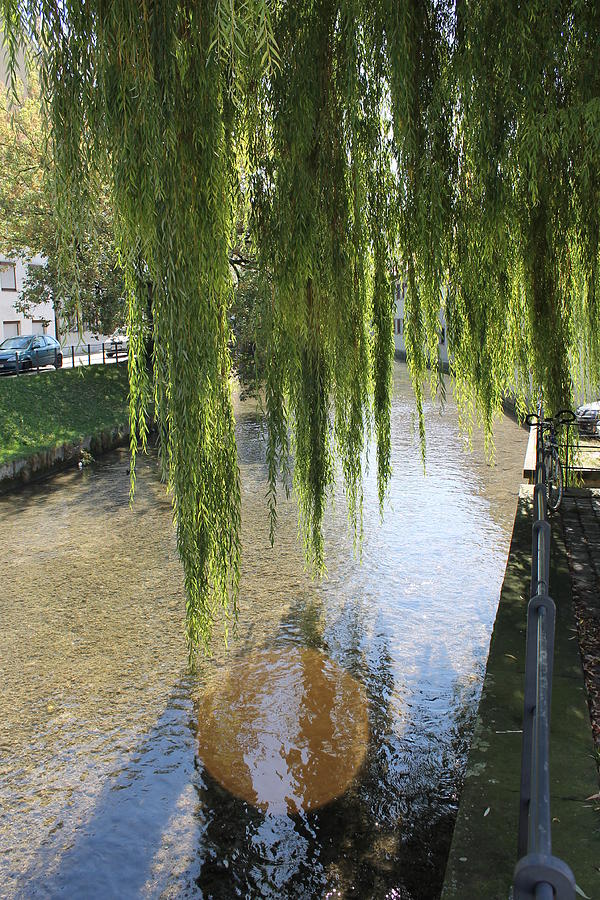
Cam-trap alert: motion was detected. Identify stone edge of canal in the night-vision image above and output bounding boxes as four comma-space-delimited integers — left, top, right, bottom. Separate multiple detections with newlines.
0, 423, 130, 493
441, 484, 599, 899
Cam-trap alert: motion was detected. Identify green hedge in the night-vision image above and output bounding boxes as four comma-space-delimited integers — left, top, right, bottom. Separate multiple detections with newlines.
0, 365, 129, 465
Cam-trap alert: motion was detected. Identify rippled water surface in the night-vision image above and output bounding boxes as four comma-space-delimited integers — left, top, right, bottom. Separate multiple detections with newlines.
0, 364, 528, 899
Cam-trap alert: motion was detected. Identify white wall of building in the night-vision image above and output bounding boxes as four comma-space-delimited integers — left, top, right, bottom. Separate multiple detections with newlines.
393, 278, 449, 369
0, 255, 57, 341
59, 319, 115, 349
0, 32, 28, 93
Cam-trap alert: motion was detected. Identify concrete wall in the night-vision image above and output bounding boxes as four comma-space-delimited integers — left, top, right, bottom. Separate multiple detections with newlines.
441, 488, 599, 898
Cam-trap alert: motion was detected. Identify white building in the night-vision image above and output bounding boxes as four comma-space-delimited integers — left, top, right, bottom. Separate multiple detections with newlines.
0, 254, 118, 348
393, 278, 449, 370
0, 255, 57, 340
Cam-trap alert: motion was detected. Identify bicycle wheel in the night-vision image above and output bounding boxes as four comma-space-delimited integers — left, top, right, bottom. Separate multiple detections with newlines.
544, 447, 563, 511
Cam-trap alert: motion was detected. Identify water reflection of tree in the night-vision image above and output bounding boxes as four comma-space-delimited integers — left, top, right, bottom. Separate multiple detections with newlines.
194, 595, 485, 900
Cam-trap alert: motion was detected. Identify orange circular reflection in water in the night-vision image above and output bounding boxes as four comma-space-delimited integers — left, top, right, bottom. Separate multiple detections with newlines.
197, 647, 369, 815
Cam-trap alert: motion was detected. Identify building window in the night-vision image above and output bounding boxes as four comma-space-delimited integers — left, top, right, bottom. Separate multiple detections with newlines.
395, 280, 408, 304
0, 263, 17, 291
3, 321, 21, 338
439, 326, 445, 346
32, 320, 49, 335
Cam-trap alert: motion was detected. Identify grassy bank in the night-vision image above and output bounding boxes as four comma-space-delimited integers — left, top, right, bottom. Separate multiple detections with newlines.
0, 365, 129, 465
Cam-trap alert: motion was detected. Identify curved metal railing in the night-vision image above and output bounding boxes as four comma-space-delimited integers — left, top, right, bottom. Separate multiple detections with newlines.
513, 421, 576, 899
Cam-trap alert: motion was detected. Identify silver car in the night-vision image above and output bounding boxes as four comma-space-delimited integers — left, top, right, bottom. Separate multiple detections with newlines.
576, 400, 600, 438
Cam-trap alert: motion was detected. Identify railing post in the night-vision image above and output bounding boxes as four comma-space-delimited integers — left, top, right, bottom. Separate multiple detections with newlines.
71, 346, 75, 368
102, 342, 105, 365
36, 349, 39, 374
88, 343, 91, 366
514, 854, 575, 898
15, 351, 19, 375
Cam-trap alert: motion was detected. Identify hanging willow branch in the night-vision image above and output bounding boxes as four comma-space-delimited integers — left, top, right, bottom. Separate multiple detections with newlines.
2, 0, 600, 653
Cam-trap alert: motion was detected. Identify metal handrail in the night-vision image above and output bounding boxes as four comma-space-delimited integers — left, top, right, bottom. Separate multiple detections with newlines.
513, 421, 576, 899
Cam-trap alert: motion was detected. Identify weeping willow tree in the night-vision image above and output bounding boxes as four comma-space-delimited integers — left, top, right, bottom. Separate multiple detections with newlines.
2, 0, 600, 653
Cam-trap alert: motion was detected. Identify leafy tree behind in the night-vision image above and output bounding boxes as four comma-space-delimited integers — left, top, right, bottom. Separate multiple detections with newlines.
0, 78, 124, 337
229, 261, 269, 401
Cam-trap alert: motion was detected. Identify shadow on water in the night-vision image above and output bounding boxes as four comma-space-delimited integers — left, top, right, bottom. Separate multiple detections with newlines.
19, 677, 199, 899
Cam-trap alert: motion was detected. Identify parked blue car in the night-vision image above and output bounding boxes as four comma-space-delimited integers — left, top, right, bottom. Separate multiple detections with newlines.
0, 335, 63, 373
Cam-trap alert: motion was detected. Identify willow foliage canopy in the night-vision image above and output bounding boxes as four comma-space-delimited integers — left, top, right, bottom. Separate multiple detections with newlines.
2, 1, 599, 653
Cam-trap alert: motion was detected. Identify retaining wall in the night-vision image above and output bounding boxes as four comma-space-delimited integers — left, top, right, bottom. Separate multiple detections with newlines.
0, 424, 130, 493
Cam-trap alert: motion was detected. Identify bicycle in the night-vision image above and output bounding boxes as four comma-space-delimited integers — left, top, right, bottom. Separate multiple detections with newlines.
524, 405, 576, 511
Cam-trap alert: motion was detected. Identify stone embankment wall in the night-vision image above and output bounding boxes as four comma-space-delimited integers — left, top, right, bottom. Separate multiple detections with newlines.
0, 424, 130, 493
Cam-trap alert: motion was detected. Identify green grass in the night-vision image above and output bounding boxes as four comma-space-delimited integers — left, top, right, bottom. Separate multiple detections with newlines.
0, 365, 130, 465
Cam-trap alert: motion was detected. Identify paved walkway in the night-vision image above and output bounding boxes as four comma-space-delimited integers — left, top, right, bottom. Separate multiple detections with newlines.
560, 488, 600, 750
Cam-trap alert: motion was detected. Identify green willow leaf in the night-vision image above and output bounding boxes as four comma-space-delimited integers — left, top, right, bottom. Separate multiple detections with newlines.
1, 0, 599, 654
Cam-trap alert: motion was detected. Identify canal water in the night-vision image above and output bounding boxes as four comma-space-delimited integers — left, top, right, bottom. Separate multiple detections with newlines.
0, 364, 528, 899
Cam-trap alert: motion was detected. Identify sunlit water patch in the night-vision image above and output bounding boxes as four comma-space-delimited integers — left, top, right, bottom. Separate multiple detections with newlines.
0, 363, 528, 899
197, 647, 369, 815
